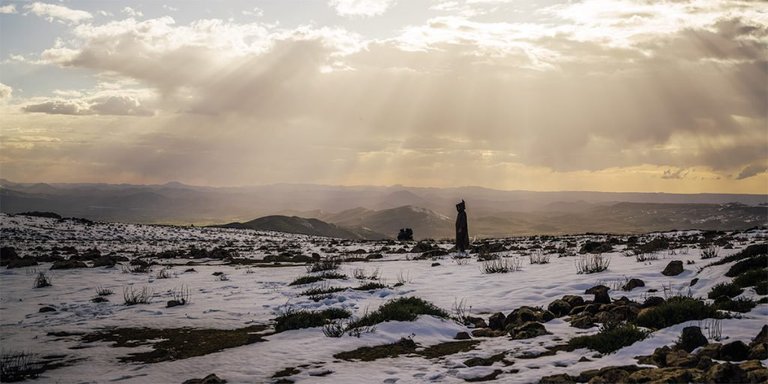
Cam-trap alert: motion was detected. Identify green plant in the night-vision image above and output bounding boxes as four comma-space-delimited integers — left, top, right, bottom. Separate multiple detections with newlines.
274, 307, 351, 332
712, 297, 756, 313
733, 269, 768, 288
299, 283, 345, 297
123, 286, 153, 305
634, 296, 719, 330
707, 282, 743, 300
289, 275, 324, 286
568, 323, 649, 354
726, 255, 767, 277
33, 272, 52, 288
353, 282, 388, 291
481, 257, 522, 273
347, 297, 449, 328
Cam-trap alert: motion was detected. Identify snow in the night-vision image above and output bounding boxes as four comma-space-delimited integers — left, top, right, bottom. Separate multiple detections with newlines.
0, 213, 766, 383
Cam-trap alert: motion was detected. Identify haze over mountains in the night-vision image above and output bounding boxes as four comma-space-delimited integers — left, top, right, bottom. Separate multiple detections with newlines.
1, 179, 766, 239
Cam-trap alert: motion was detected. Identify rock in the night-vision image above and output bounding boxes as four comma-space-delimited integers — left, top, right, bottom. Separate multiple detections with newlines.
665, 349, 698, 368
471, 328, 504, 338
698, 343, 722, 359
569, 305, 587, 316
50, 260, 88, 269
410, 241, 436, 253
579, 241, 613, 254
39, 306, 56, 313
661, 260, 684, 276
541, 310, 555, 322
182, 373, 227, 384
748, 342, 767, 360
464, 316, 487, 329
754, 324, 768, 344
561, 295, 585, 308
454, 331, 471, 340
720, 340, 750, 361
642, 296, 665, 308
578, 357, 591, 362
509, 321, 550, 340
627, 367, 697, 383
548, 299, 572, 317
166, 300, 185, 308
697, 356, 714, 370
505, 307, 538, 328
690, 278, 699, 286
586, 367, 632, 383
92, 256, 117, 268
488, 312, 506, 330
622, 278, 645, 291
431, 262, 440, 267
583, 303, 602, 315
741, 360, 768, 383
570, 314, 596, 329
537, 373, 576, 384
91, 297, 108, 303
679, 326, 708, 352
7, 257, 39, 269
0, 246, 20, 266
584, 285, 611, 304
707, 362, 747, 383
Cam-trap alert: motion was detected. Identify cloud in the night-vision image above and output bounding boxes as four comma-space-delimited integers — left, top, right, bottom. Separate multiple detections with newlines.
24, 2, 93, 24
122, 7, 143, 18
0, 83, 12, 101
662, 168, 690, 180
23, 94, 154, 116
0, 4, 17, 14
329, 0, 395, 17
736, 164, 767, 180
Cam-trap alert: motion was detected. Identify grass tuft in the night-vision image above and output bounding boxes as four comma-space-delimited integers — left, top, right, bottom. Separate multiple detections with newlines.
634, 296, 719, 330
347, 297, 449, 328
568, 323, 650, 354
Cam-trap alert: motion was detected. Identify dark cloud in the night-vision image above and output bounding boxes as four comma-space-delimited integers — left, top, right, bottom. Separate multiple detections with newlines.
736, 164, 767, 180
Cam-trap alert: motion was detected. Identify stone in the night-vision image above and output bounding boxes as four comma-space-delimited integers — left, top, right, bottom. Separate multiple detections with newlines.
754, 324, 768, 344
488, 312, 506, 330
627, 367, 695, 383
92, 256, 117, 268
707, 362, 747, 384
505, 307, 538, 328
465, 316, 487, 329
665, 349, 698, 368
570, 314, 596, 329
720, 340, 750, 361
182, 373, 227, 384
661, 260, 684, 276
547, 299, 572, 317
39, 306, 56, 313
698, 343, 722, 359
621, 278, 645, 291
454, 331, 471, 340
166, 300, 185, 308
537, 373, 576, 384
0, 246, 20, 266
7, 257, 38, 269
430, 262, 440, 267
642, 296, 665, 308
471, 328, 504, 338
509, 321, 550, 340
679, 326, 708, 353
91, 297, 108, 303
50, 260, 88, 269
584, 285, 611, 304
748, 342, 767, 360
561, 295, 585, 308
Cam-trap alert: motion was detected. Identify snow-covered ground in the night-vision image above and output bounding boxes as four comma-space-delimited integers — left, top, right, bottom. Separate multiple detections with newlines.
1, 213, 766, 383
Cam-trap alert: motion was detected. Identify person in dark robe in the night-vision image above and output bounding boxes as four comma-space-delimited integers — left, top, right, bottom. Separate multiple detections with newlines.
455, 200, 469, 254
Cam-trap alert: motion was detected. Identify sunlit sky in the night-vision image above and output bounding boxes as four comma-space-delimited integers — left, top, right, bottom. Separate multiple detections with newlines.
0, 0, 766, 193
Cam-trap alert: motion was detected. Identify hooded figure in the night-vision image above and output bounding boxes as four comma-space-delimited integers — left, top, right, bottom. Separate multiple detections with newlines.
455, 200, 469, 253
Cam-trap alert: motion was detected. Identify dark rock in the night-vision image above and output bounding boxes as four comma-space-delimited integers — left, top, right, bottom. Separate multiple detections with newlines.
50, 260, 88, 269
628, 367, 697, 383
537, 373, 576, 384
7, 257, 38, 269
0, 246, 20, 266
741, 360, 768, 383
665, 349, 698, 368
509, 321, 550, 340
679, 326, 708, 353
465, 316, 487, 329
642, 296, 665, 308
91, 297, 108, 303
707, 362, 747, 383
749, 342, 767, 360
471, 328, 504, 338
504, 307, 538, 328
579, 241, 613, 254
488, 312, 506, 331
661, 260, 684, 276
570, 314, 596, 329
410, 241, 436, 253
622, 278, 645, 291
431, 262, 440, 267
548, 299, 572, 317
584, 284, 610, 304
690, 278, 699, 286
39, 306, 56, 313
754, 324, 768, 344
92, 256, 117, 268
583, 303, 602, 315
454, 332, 471, 340
167, 300, 185, 308
720, 341, 750, 361
578, 357, 591, 362
561, 295, 585, 308
569, 305, 586, 316
698, 343, 722, 359
182, 373, 227, 384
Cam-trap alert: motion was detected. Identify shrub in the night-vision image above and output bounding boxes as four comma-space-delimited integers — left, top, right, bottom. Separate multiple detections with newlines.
274, 307, 351, 332
702, 244, 766, 270
353, 282, 388, 291
481, 257, 522, 274
635, 252, 659, 262
755, 282, 768, 295
575, 254, 611, 274
123, 286, 153, 305
733, 269, 768, 288
33, 272, 52, 288
168, 285, 191, 306
635, 296, 719, 330
529, 250, 551, 265
725, 254, 767, 278
353, 267, 381, 280
701, 246, 719, 259
156, 267, 172, 279
707, 282, 744, 300
713, 297, 756, 313
289, 275, 324, 286
0, 351, 43, 382
96, 286, 114, 296
299, 283, 345, 297
568, 323, 650, 354
306, 258, 340, 273
347, 297, 449, 328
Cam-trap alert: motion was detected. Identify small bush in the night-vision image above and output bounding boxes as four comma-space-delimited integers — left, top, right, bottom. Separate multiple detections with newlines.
529, 250, 551, 265
726, 254, 766, 277
396, 271, 411, 286
713, 297, 756, 313
568, 323, 650, 354
306, 258, 340, 273
733, 269, 767, 288
707, 282, 744, 300
96, 286, 114, 296
755, 282, 768, 295
698, 318, 722, 341
33, 272, 52, 288
635, 296, 719, 330
575, 254, 611, 274
354, 282, 388, 291
0, 351, 43, 382
299, 283, 345, 297
481, 257, 522, 274
123, 286, 153, 305
122, 264, 151, 274
274, 307, 351, 332
353, 267, 381, 280
169, 285, 191, 306
156, 267, 172, 279
322, 322, 346, 337
701, 246, 719, 259
705, 244, 766, 269
347, 297, 449, 328
635, 252, 659, 262
289, 275, 324, 286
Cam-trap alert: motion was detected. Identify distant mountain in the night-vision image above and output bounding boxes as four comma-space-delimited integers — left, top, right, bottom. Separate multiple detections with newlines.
322, 205, 453, 240
217, 215, 386, 240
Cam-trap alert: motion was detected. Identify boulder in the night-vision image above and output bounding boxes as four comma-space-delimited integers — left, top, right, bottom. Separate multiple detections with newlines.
39, 306, 56, 313
665, 349, 698, 368
570, 314, 596, 329
0, 246, 19, 266
662, 260, 684, 276
642, 296, 665, 308
754, 324, 768, 344
471, 328, 505, 338
561, 295, 585, 308
720, 341, 750, 361
627, 367, 697, 383
7, 257, 38, 269
679, 326, 708, 353
622, 278, 645, 291
464, 316, 488, 329
548, 299, 571, 317
509, 321, 550, 340
454, 332, 471, 340
706, 363, 747, 384
488, 312, 506, 330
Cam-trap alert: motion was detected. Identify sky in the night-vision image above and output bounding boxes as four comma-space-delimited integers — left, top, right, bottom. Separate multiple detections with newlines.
0, 0, 766, 193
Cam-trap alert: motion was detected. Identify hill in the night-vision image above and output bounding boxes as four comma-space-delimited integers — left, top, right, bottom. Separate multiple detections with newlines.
217, 215, 386, 240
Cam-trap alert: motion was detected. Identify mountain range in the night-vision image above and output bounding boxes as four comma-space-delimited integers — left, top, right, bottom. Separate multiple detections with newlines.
1, 179, 766, 239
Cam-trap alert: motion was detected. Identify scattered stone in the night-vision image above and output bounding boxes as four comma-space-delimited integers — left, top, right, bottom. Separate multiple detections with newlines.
488, 312, 506, 330
585, 285, 611, 304
661, 260, 684, 276
720, 341, 750, 361
39, 306, 56, 313
690, 278, 699, 286
464, 316, 487, 329
431, 262, 440, 267
509, 321, 550, 340
561, 295, 584, 308
166, 300, 185, 308
182, 373, 226, 384
642, 296, 665, 308
471, 328, 505, 338
547, 299, 571, 317
91, 297, 108, 303
706, 362, 746, 383
50, 260, 88, 270
578, 357, 591, 362
679, 326, 708, 353
622, 278, 645, 291
454, 332, 471, 340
